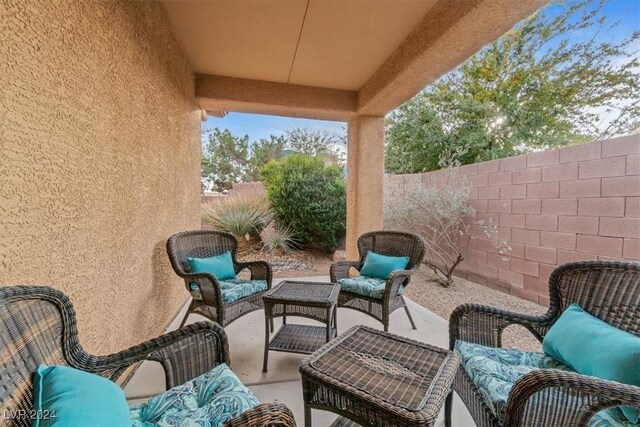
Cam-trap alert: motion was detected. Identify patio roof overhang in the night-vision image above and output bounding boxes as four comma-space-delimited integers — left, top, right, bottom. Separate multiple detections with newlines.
161, 0, 547, 257
164, 0, 545, 120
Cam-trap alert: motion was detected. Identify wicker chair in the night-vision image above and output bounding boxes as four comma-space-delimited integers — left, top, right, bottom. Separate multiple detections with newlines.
330, 230, 426, 332
167, 230, 272, 328
0, 285, 295, 427
446, 260, 640, 427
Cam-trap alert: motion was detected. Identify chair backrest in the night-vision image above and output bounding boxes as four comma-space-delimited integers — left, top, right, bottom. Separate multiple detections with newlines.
548, 261, 640, 335
0, 286, 80, 426
167, 230, 238, 276
357, 231, 426, 270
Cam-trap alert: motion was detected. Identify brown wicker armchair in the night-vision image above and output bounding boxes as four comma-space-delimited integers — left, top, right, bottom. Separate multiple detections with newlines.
446, 260, 640, 427
0, 285, 295, 427
330, 230, 426, 332
167, 230, 273, 328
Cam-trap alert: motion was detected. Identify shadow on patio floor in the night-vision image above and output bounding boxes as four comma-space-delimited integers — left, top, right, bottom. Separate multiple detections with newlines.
125, 276, 476, 426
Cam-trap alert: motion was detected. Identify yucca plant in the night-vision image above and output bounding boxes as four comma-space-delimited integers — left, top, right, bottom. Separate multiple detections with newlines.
262, 225, 300, 255
201, 197, 274, 251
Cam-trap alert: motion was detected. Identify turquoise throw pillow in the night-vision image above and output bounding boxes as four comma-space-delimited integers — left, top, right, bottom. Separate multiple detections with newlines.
543, 303, 640, 422
187, 251, 237, 281
359, 251, 410, 280
33, 365, 131, 427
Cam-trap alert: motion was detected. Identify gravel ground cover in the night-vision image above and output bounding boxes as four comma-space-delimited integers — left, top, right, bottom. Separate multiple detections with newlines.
240, 249, 546, 351
406, 269, 547, 351
237, 249, 333, 278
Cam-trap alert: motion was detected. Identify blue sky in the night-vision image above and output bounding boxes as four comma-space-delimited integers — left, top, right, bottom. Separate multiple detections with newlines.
204, 113, 345, 143
203, 0, 638, 145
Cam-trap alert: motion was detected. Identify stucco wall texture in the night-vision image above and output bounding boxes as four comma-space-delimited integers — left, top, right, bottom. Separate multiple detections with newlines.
0, 0, 201, 354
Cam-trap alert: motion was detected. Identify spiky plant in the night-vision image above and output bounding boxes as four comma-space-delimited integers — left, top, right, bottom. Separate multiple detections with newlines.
201, 197, 274, 251
261, 225, 300, 255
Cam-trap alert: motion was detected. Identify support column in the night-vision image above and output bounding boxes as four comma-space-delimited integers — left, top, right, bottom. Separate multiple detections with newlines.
346, 116, 385, 259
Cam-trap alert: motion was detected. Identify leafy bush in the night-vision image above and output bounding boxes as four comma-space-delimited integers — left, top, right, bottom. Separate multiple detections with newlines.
261, 225, 300, 255
385, 167, 509, 287
201, 197, 273, 251
261, 154, 346, 251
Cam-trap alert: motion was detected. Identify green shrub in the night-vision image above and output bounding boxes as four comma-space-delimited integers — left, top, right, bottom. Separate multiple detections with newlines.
385, 166, 510, 287
261, 154, 346, 251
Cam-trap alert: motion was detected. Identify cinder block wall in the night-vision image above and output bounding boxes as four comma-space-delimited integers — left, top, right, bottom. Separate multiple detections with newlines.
1, 1, 201, 354
385, 135, 640, 306
229, 182, 267, 200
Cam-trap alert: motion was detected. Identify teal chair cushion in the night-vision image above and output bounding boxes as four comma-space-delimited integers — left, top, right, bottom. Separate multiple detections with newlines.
130, 363, 259, 427
455, 341, 632, 426
188, 252, 237, 281
190, 279, 268, 304
33, 365, 131, 427
337, 275, 404, 300
359, 251, 410, 279
543, 304, 640, 422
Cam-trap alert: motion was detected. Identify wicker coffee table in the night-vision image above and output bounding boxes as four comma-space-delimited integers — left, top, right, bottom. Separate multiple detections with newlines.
299, 325, 460, 427
262, 280, 340, 372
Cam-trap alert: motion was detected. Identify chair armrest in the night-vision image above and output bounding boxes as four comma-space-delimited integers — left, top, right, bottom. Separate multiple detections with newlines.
223, 403, 297, 427
383, 269, 415, 300
330, 260, 361, 282
181, 272, 223, 307
449, 303, 553, 349
81, 321, 229, 389
503, 369, 640, 427
236, 260, 272, 286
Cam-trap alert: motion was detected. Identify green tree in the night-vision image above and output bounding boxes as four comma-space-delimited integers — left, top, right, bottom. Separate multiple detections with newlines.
386, 0, 640, 173
285, 127, 346, 162
201, 128, 250, 192
246, 134, 286, 181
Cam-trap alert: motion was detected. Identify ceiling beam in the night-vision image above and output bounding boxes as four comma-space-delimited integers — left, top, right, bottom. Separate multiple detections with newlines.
357, 0, 547, 116
196, 74, 357, 121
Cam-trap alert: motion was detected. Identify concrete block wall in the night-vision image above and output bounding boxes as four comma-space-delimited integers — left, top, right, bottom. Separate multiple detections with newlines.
385, 135, 640, 306
229, 182, 267, 200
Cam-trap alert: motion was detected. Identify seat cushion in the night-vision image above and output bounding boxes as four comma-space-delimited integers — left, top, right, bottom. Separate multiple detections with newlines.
129, 363, 259, 427
589, 409, 639, 426
337, 275, 403, 300
190, 279, 268, 304
455, 341, 570, 421
455, 341, 632, 426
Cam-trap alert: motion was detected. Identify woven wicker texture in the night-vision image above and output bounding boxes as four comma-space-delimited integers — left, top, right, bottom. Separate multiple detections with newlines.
330, 231, 426, 331
264, 281, 339, 307
447, 260, 640, 427
166, 230, 272, 328
0, 286, 295, 427
263, 281, 339, 372
300, 325, 459, 426
269, 324, 332, 354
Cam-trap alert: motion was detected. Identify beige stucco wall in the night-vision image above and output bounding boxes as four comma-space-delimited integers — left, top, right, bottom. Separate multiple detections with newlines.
346, 116, 385, 259
0, 0, 201, 354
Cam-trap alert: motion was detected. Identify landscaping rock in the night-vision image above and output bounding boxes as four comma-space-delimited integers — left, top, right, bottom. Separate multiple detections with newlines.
237, 249, 333, 278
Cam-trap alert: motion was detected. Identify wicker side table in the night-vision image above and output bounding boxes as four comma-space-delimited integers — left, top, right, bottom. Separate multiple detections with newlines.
262, 280, 340, 372
299, 325, 460, 427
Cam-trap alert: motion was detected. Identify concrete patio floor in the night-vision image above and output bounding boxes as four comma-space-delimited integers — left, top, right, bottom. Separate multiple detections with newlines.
124, 276, 475, 426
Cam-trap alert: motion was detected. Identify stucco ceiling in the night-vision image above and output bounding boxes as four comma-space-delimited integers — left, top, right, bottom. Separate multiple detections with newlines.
161, 0, 438, 90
